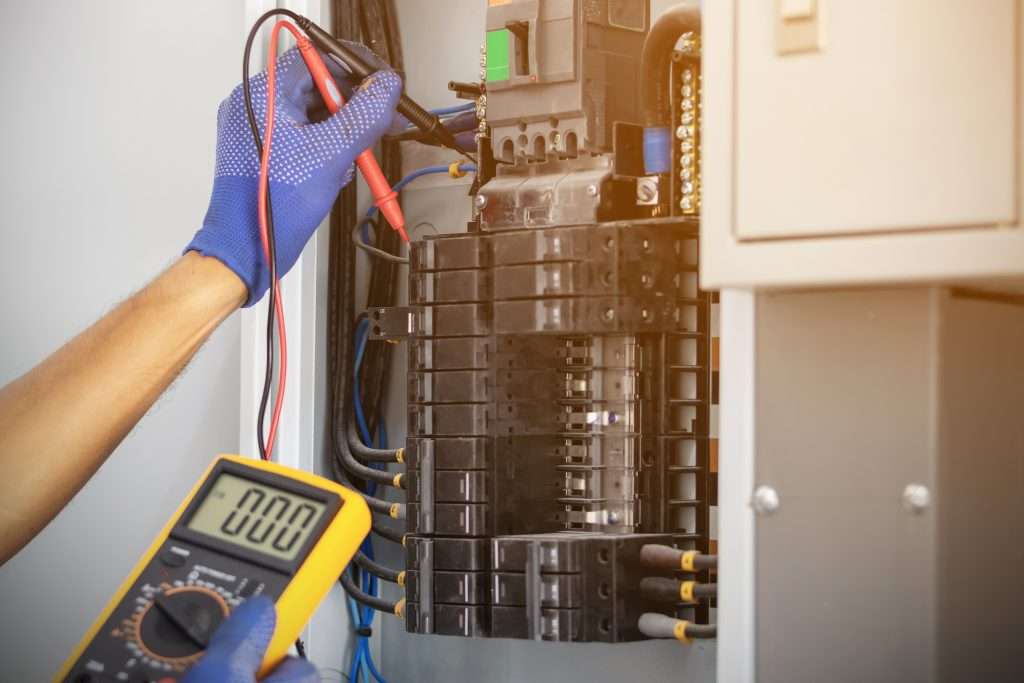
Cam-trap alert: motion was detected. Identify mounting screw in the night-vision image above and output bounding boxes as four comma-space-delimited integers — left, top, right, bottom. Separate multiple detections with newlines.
602, 307, 615, 322
586, 184, 599, 197
474, 194, 488, 209
607, 511, 620, 524
902, 483, 931, 513
752, 485, 780, 515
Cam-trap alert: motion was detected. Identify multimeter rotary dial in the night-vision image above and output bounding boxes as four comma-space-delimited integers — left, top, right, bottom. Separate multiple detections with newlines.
123, 584, 230, 670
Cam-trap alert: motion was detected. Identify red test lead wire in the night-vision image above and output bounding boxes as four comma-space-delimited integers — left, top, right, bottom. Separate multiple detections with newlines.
258, 21, 407, 458
257, 20, 302, 459
295, 37, 409, 242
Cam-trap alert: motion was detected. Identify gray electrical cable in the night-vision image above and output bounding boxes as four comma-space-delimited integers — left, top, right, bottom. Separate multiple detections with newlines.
638, 613, 717, 642
353, 219, 409, 264
640, 544, 717, 572
639, 576, 717, 603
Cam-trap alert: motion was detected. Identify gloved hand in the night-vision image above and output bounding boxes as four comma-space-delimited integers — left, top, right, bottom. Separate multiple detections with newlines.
186, 46, 402, 306
181, 596, 317, 683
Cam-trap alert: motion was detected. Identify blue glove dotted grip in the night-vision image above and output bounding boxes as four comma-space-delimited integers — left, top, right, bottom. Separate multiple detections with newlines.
186, 48, 402, 306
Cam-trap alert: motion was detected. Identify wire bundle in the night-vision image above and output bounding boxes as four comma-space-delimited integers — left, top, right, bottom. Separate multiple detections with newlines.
637, 545, 719, 644
242, 10, 305, 460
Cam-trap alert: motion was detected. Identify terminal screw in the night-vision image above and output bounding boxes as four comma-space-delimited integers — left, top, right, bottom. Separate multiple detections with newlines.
752, 485, 779, 515
474, 194, 488, 209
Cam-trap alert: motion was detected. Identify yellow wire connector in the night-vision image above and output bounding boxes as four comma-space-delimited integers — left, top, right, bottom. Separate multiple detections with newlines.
394, 597, 407, 618
681, 550, 699, 572
389, 503, 402, 519
673, 620, 693, 644
448, 161, 468, 178
397, 571, 406, 587
680, 580, 696, 603
395, 447, 405, 464
392, 473, 404, 489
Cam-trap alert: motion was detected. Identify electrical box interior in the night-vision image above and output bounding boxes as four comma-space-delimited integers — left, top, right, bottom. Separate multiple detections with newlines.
361, 0, 717, 644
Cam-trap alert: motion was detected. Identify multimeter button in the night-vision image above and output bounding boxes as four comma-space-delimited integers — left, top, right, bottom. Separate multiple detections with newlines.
159, 550, 187, 568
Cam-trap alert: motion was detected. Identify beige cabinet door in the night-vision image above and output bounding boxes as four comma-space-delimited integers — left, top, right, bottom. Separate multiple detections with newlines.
702, 0, 1024, 290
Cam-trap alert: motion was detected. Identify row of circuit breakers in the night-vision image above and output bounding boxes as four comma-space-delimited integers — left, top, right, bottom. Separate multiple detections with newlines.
372, 1, 715, 642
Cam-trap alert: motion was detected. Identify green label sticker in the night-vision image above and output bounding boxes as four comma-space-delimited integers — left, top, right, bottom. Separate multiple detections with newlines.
486, 28, 511, 82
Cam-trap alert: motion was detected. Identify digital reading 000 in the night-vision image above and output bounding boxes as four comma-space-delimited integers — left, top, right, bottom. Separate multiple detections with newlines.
186, 473, 327, 562
56, 456, 371, 682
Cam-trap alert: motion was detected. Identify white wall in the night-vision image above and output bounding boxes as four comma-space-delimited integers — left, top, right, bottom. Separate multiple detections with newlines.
0, 2, 245, 680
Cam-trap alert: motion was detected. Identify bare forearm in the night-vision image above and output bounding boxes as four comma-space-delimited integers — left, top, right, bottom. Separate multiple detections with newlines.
0, 252, 246, 563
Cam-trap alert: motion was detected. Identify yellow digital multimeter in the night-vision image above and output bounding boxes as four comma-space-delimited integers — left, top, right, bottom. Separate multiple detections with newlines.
56, 455, 370, 682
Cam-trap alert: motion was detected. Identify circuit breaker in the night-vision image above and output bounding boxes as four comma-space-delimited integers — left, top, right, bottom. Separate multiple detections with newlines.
373, 0, 712, 642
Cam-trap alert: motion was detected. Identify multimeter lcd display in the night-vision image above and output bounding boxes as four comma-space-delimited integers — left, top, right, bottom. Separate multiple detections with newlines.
186, 473, 327, 561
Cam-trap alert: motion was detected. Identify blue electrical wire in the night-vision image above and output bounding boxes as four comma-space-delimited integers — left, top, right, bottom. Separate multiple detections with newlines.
430, 101, 476, 117
360, 164, 477, 243
353, 318, 374, 446
350, 164, 471, 683
347, 320, 391, 683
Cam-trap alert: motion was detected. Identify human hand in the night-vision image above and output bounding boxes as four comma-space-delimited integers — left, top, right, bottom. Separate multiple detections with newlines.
180, 596, 317, 683
186, 46, 402, 306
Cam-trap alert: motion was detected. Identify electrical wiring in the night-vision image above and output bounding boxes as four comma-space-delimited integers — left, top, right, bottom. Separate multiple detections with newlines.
430, 101, 476, 117
353, 550, 402, 583
255, 20, 312, 458
242, 11, 294, 460
354, 163, 478, 264
346, 419, 404, 462
639, 576, 717, 603
371, 522, 404, 544
353, 220, 409, 264
640, 544, 718, 572
340, 416, 404, 487
335, 321, 405, 488
352, 317, 379, 446
348, 317, 403, 461
342, 570, 402, 614
637, 613, 717, 643
345, 541, 392, 683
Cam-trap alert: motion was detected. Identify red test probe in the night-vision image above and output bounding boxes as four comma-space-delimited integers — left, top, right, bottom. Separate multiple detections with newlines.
295, 37, 408, 242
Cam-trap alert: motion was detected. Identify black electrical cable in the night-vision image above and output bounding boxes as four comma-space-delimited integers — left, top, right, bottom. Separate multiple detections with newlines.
340, 570, 400, 614
684, 624, 717, 640
340, 417, 403, 487
242, 8, 303, 459
640, 3, 701, 128
353, 550, 402, 583
321, 2, 402, 542
640, 544, 718, 572
347, 419, 403, 462
371, 522, 404, 545
355, 0, 403, 459
639, 577, 717, 603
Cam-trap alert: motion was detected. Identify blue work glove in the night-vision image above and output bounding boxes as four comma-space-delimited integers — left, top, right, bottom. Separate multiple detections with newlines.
182, 596, 317, 683
186, 47, 403, 306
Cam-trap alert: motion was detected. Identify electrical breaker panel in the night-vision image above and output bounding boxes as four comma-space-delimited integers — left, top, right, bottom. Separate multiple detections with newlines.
374, 0, 712, 642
